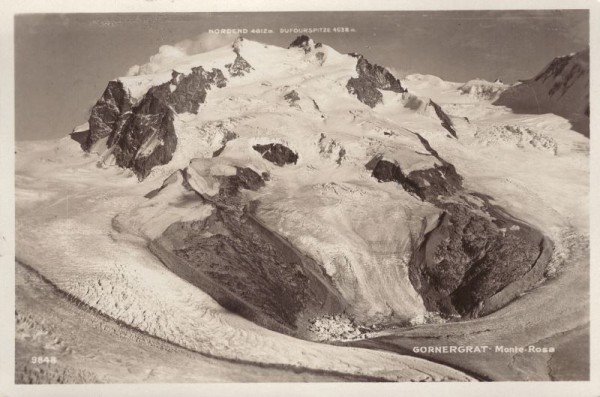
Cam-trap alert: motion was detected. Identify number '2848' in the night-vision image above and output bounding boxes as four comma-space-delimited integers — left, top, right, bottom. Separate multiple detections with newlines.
31, 356, 57, 364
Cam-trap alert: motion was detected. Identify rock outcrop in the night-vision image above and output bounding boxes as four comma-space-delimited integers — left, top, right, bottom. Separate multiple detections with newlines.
253, 143, 299, 166
288, 35, 314, 53
226, 38, 254, 77
284, 90, 300, 104
226, 55, 254, 77
346, 55, 407, 107
411, 199, 544, 316
429, 100, 457, 138
84, 67, 227, 179
368, 133, 545, 317
86, 81, 132, 150
149, 165, 346, 336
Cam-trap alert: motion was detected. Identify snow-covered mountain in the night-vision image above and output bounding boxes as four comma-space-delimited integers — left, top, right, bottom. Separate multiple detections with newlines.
16, 36, 590, 382
458, 78, 508, 100
494, 48, 589, 136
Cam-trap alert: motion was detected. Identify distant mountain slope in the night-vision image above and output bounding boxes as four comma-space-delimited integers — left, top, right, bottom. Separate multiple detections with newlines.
494, 49, 589, 136
458, 78, 508, 101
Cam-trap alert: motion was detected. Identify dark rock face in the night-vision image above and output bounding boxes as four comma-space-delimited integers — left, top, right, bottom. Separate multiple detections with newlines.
226, 54, 254, 77
289, 35, 313, 52
408, 164, 463, 200
110, 97, 177, 179
346, 56, 406, 108
355, 57, 405, 93
215, 167, 266, 201
368, 133, 545, 318
86, 81, 132, 150
85, 66, 227, 179
149, 165, 346, 335
410, 200, 544, 316
429, 100, 457, 138
154, 208, 346, 335
284, 90, 300, 103
346, 79, 383, 108
167, 66, 227, 114
253, 143, 299, 166
372, 159, 424, 199
226, 37, 254, 76
370, 157, 462, 201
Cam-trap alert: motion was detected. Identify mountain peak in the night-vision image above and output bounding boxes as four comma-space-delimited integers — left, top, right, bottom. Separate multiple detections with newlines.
288, 35, 315, 53
495, 48, 589, 136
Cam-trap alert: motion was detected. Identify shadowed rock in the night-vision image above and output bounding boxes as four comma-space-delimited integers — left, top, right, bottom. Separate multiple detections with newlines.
226, 36, 254, 77
167, 66, 227, 114
370, 157, 462, 201
367, 134, 545, 318
110, 100, 177, 180
85, 66, 227, 179
410, 199, 544, 317
429, 100, 457, 138
216, 167, 266, 200
149, 165, 346, 336
346, 55, 406, 107
284, 90, 300, 103
86, 81, 132, 150
371, 159, 424, 199
289, 35, 313, 52
226, 54, 254, 77
253, 143, 299, 166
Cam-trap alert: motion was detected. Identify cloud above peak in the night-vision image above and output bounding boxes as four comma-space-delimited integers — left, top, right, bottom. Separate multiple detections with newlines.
126, 32, 239, 76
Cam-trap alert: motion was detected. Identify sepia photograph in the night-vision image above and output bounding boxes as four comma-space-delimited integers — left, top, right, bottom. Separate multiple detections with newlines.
1, 1, 598, 396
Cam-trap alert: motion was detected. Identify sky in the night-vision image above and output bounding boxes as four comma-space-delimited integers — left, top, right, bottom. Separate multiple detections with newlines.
15, 10, 589, 140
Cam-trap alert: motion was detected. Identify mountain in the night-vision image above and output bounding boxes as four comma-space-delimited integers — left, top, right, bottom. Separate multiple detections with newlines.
494, 48, 589, 136
74, 36, 460, 180
71, 35, 549, 327
458, 78, 508, 100
16, 36, 589, 382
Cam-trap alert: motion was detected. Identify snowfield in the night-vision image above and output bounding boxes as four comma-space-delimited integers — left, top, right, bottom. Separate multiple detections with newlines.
15, 38, 589, 382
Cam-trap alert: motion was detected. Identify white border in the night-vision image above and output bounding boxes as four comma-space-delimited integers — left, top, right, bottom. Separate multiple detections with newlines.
1, 1, 598, 396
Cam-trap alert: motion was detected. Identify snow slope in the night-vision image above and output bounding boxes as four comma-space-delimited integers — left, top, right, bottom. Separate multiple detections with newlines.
494, 49, 589, 136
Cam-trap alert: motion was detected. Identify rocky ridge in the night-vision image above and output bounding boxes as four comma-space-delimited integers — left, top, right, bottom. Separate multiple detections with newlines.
346, 54, 407, 107
148, 164, 347, 336
494, 48, 589, 136
366, 133, 546, 317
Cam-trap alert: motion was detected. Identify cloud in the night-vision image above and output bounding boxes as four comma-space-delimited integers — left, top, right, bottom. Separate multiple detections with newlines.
177, 32, 239, 54
127, 32, 239, 76
387, 66, 413, 79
